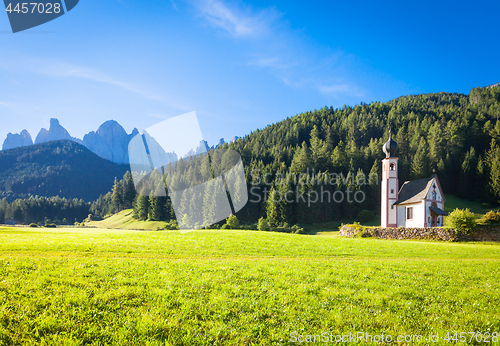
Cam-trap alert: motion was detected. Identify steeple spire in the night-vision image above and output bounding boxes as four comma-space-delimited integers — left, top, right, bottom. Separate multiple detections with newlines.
383, 128, 398, 158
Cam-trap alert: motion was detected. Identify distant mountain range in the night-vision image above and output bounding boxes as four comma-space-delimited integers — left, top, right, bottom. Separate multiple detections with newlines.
2, 119, 239, 164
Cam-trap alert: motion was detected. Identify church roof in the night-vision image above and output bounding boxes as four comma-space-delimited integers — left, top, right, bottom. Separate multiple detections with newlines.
394, 174, 442, 205
382, 131, 398, 158
430, 206, 448, 216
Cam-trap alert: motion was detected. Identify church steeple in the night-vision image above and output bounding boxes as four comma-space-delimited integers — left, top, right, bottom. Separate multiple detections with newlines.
383, 129, 398, 158
381, 128, 399, 228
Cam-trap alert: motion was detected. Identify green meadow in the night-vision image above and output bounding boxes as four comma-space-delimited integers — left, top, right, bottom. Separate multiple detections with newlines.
0, 227, 499, 345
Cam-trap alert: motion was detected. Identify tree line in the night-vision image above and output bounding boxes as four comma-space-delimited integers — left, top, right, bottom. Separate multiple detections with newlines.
0, 196, 90, 225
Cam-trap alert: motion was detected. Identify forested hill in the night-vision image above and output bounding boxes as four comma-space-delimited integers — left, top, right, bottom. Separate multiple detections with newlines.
0, 140, 128, 202
222, 84, 500, 224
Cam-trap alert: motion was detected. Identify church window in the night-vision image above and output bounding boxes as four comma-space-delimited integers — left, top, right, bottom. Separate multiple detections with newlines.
389, 163, 396, 171
432, 191, 436, 200
391, 189, 394, 194
406, 207, 413, 220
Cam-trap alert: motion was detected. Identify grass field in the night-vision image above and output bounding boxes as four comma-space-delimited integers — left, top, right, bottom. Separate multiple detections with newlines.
0, 227, 499, 345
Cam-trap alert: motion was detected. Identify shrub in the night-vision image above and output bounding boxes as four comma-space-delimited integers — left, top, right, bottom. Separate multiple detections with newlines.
29, 223, 38, 228
357, 209, 375, 223
44, 223, 57, 228
239, 223, 257, 230
480, 210, 500, 224
446, 208, 477, 235
257, 217, 269, 232
163, 220, 179, 230
292, 225, 305, 234
225, 215, 239, 229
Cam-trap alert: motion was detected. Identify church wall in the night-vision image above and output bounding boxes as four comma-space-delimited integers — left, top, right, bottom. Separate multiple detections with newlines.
424, 178, 446, 227
397, 201, 425, 228
424, 200, 445, 227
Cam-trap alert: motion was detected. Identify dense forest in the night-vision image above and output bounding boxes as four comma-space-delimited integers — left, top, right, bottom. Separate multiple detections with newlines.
0, 196, 90, 225
2, 84, 500, 226
0, 140, 128, 202
87, 83, 500, 227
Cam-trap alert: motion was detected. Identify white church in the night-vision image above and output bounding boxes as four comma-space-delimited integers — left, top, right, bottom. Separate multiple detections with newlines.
381, 131, 448, 228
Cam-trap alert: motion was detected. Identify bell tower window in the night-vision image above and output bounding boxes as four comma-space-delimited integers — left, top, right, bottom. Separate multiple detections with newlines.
389, 162, 396, 171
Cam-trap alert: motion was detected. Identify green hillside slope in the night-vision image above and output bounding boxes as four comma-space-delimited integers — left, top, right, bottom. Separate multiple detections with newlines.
87, 209, 167, 230
222, 85, 500, 225
0, 140, 128, 201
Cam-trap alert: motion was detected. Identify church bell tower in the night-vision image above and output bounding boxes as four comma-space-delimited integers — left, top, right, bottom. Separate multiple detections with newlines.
381, 130, 398, 227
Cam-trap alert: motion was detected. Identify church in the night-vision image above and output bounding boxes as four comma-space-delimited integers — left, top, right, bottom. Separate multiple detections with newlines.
381, 132, 448, 228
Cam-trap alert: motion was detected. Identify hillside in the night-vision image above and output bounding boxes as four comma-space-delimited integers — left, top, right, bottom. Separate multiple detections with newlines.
0, 140, 128, 201
219, 85, 500, 225
87, 209, 167, 230
92, 84, 500, 227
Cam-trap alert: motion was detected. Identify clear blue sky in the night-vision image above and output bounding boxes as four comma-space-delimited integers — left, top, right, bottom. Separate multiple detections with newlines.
0, 0, 498, 147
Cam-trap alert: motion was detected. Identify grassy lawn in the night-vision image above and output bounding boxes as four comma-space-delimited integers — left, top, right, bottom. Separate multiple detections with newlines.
0, 227, 499, 345
444, 195, 496, 220
87, 210, 167, 231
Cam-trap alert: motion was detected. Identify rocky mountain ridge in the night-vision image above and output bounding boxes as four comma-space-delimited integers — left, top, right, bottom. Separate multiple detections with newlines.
2, 119, 230, 164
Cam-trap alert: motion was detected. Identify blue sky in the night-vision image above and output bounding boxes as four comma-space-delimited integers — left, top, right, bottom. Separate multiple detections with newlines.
0, 0, 499, 147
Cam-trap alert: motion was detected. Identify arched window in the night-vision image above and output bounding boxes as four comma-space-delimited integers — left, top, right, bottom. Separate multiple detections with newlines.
432, 191, 436, 200
389, 162, 396, 171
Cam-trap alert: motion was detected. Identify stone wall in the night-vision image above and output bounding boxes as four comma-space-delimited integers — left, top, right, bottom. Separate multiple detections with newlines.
339, 224, 500, 242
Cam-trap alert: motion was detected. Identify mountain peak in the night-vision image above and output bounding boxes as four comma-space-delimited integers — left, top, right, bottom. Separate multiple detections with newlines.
83, 120, 131, 164
35, 118, 73, 145
2, 129, 33, 150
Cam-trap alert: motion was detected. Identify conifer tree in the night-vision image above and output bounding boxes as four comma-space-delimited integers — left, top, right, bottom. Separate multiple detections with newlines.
265, 186, 280, 227
133, 189, 149, 221
122, 171, 137, 209
110, 178, 124, 214
487, 140, 500, 202
411, 138, 430, 180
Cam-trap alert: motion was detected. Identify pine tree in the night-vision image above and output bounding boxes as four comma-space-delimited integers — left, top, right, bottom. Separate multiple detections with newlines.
411, 138, 430, 180
265, 186, 280, 227
290, 142, 312, 173
458, 147, 477, 198
487, 140, 500, 202
368, 160, 380, 212
122, 171, 137, 209
331, 140, 348, 172
110, 178, 124, 214
133, 189, 149, 221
